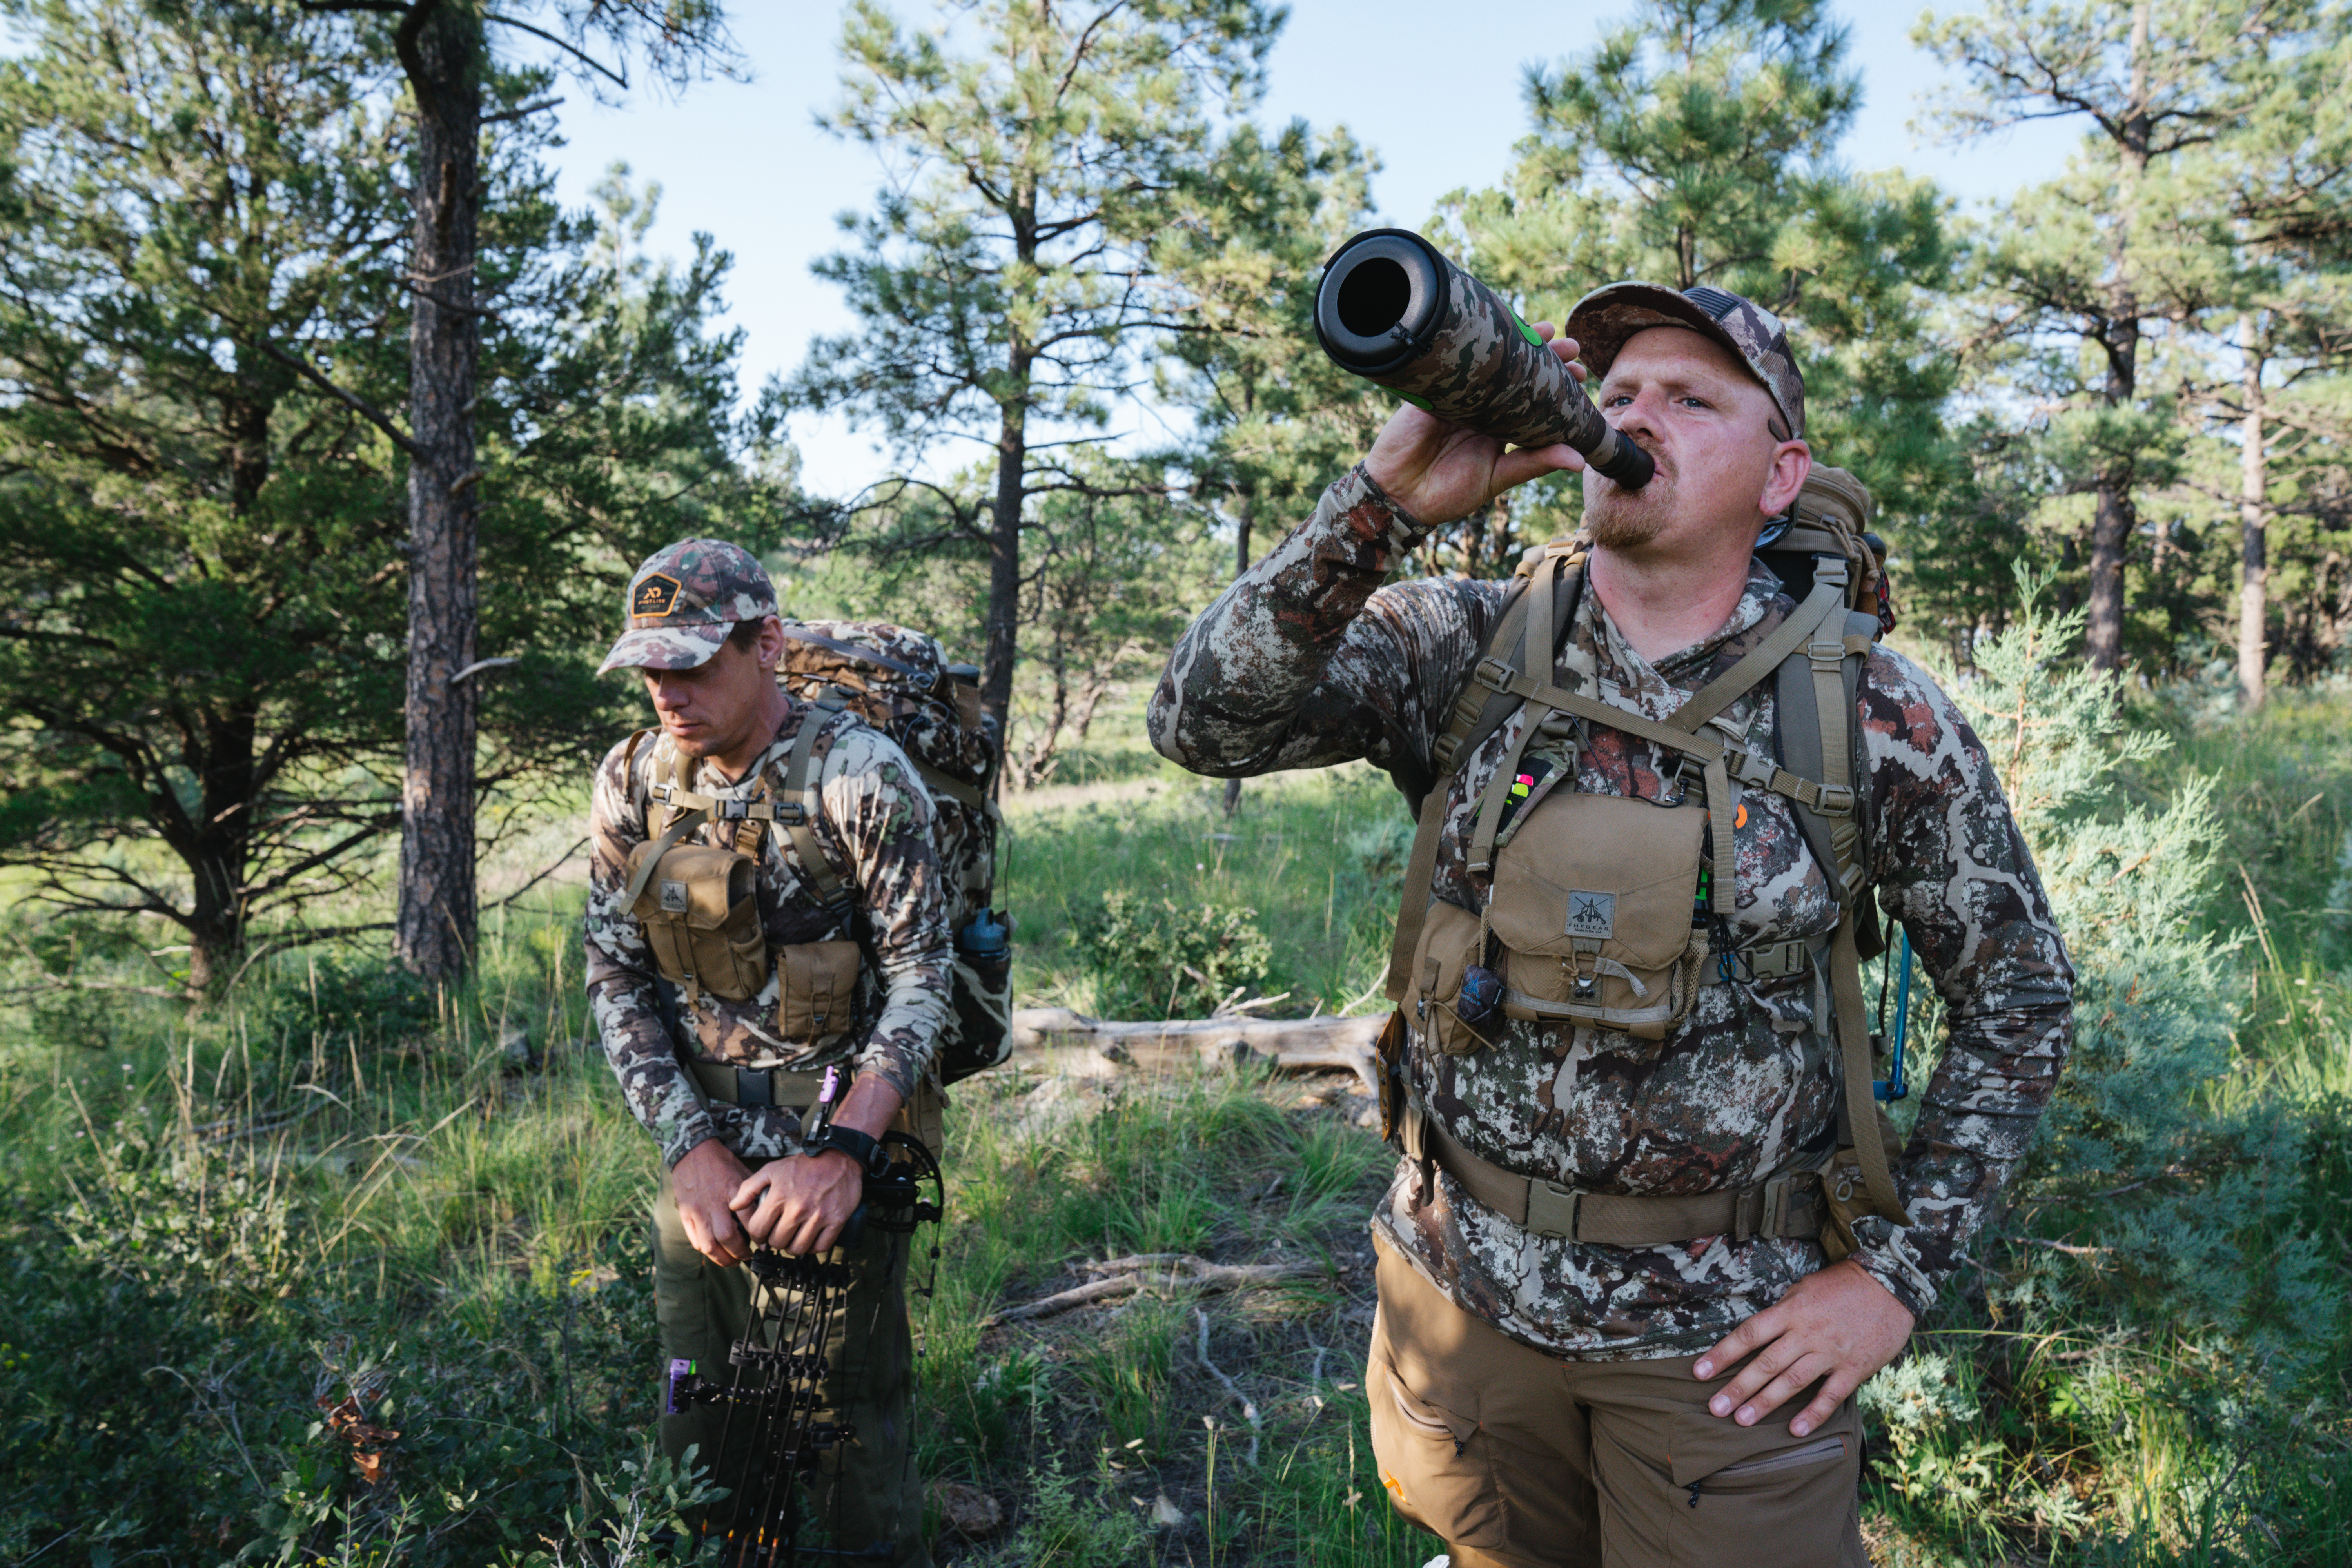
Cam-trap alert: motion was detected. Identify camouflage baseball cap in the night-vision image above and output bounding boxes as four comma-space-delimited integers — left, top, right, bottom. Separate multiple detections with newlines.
597, 538, 778, 675
1566, 282, 1805, 439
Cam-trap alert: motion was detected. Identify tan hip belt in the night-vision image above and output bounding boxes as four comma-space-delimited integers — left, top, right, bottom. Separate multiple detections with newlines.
1401, 1095, 1826, 1246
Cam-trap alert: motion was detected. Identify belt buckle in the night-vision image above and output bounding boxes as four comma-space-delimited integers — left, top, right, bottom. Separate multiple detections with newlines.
1526, 1180, 1583, 1241
735, 1066, 774, 1108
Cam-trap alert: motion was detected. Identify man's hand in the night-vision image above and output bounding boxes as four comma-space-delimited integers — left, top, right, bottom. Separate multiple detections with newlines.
732, 1147, 866, 1256
730, 1071, 907, 1256
1693, 1259, 1916, 1437
672, 1137, 754, 1268
1362, 326, 1588, 527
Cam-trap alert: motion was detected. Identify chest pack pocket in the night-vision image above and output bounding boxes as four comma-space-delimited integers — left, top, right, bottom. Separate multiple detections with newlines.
1489, 791, 1713, 1038
624, 838, 767, 1004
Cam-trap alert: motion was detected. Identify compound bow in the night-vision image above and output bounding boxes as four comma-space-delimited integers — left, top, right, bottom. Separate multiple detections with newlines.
665, 1068, 944, 1566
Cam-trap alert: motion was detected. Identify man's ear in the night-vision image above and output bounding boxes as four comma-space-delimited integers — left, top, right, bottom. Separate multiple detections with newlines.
752, 615, 788, 673
1760, 440, 1811, 521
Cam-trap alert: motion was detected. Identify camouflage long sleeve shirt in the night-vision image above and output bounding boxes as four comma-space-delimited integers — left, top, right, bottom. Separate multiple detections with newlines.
1149, 465, 2074, 1359
585, 702, 954, 1169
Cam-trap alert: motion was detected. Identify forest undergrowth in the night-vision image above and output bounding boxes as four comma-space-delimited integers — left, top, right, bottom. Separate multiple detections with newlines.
5, 597, 2351, 1566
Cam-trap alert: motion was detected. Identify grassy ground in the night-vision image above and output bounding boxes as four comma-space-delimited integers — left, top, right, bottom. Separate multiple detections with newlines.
2, 694, 2348, 1565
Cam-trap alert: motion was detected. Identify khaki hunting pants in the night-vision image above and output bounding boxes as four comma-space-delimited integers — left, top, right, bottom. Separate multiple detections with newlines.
1368, 1234, 1869, 1568
653, 1183, 931, 1568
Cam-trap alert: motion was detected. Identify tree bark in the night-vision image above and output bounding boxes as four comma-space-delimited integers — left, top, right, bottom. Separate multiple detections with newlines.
982, 382, 1027, 733
392, 0, 483, 981
2085, 0, 2152, 676
2238, 316, 2269, 709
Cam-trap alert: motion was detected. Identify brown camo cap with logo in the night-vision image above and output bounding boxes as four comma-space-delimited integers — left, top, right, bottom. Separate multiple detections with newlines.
1565, 282, 1806, 440
597, 538, 779, 675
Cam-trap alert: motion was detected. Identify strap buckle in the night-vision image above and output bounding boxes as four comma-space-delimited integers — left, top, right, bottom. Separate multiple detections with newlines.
1808, 640, 1847, 672
717, 798, 752, 822
1475, 656, 1515, 693
1724, 748, 1776, 789
1526, 1180, 1583, 1241
1817, 784, 1856, 817
775, 801, 809, 827
735, 1067, 774, 1108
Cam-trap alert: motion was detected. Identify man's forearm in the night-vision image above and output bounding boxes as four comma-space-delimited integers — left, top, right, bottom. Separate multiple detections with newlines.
1148, 465, 1463, 779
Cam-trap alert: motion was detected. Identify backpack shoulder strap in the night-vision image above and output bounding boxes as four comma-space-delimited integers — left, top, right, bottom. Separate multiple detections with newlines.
779, 699, 856, 916
619, 737, 716, 909
1384, 552, 1585, 1002
1774, 592, 1907, 1227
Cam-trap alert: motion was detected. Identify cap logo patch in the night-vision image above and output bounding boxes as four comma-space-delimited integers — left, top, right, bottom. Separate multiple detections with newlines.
632, 574, 682, 619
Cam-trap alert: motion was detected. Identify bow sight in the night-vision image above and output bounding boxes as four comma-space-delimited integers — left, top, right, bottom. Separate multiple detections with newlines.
666, 1122, 944, 1566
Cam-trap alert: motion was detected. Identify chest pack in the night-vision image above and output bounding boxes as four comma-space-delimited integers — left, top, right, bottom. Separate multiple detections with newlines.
619, 702, 866, 1050
1381, 466, 1913, 1244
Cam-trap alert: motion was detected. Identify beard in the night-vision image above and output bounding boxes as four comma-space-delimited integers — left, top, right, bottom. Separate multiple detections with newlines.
1583, 471, 1671, 550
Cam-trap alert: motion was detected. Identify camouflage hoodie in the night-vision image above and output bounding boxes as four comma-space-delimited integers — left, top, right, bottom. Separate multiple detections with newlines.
1149, 465, 2074, 1359
585, 700, 954, 1168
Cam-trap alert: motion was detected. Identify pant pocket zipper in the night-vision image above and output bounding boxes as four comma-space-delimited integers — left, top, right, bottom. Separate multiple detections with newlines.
1390, 1385, 1470, 1456
1685, 1435, 1849, 1506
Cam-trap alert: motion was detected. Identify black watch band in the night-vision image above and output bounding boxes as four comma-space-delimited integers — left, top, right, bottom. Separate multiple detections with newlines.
809, 1123, 885, 1176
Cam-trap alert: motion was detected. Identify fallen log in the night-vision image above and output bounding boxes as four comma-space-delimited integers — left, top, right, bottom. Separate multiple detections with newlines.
987, 1251, 1327, 1325
1007, 1007, 1385, 1095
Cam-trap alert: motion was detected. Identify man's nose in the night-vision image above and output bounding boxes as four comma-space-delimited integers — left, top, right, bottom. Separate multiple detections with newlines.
1613, 385, 1666, 441
649, 674, 688, 711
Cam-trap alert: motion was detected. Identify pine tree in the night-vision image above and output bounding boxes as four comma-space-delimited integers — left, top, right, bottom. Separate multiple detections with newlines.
1430, 0, 1957, 572
1919, 0, 2313, 674
788, 0, 1282, 731
1154, 120, 1383, 574
0, 4, 766, 995
298, 0, 739, 982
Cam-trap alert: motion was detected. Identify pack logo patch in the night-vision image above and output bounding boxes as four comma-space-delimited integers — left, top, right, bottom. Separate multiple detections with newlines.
1565, 891, 1616, 939
632, 573, 683, 619
659, 880, 690, 914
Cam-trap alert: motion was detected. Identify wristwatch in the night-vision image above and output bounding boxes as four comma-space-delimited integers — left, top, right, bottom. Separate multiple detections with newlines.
805, 1122, 887, 1177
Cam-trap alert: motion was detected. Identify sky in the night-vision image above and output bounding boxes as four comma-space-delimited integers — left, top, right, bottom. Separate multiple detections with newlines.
539, 1, 2085, 498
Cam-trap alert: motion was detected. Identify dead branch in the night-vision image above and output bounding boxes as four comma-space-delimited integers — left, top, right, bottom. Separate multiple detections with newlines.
1195, 1305, 1262, 1466
1008, 1007, 1384, 1094
986, 1252, 1325, 1325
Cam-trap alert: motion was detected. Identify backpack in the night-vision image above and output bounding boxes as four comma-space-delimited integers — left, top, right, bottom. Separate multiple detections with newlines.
773, 620, 1013, 1086
1381, 466, 1911, 1237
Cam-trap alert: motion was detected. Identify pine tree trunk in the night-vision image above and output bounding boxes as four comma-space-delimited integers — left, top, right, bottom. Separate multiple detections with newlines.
2086, 0, 2153, 676
2236, 316, 2269, 708
392, 0, 482, 981
982, 379, 1027, 735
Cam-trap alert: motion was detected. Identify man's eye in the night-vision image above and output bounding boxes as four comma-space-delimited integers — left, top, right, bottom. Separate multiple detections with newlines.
1603, 394, 1632, 408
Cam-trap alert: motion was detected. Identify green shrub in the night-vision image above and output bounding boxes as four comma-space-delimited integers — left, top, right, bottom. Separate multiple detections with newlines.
252, 954, 441, 1054
1070, 889, 1272, 1018
1004, 1452, 1150, 1567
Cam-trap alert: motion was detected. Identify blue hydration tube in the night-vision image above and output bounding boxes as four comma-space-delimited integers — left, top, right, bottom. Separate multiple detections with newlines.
1875, 930, 1912, 1102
